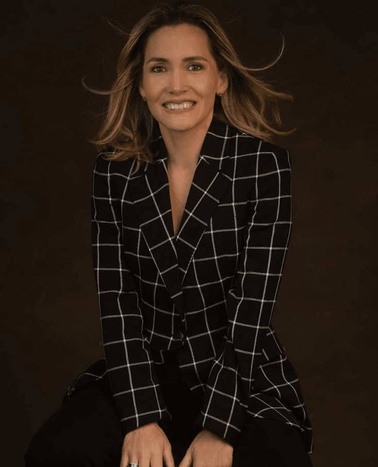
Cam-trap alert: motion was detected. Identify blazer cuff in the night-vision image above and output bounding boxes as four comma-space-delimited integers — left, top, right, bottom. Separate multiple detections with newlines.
121, 406, 171, 435
108, 367, 171, 434
195, 390, 248, 448
195, 407, 246, 448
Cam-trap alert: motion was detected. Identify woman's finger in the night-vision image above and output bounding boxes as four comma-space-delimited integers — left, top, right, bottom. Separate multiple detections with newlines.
120, 452, 128, 467
178, 449, 192, 467
120, 450, 142, 467
150, 452, 164, 467
163, 443, 175, 467
138, 454, 151, 467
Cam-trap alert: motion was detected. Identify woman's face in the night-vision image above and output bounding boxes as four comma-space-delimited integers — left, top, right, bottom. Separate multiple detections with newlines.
139, 23, 228, 138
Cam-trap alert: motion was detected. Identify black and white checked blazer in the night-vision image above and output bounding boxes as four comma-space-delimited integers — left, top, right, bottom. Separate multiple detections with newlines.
67, 117, 312, 451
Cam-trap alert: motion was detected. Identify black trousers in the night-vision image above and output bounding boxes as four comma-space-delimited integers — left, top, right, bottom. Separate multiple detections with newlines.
25, 363, 313, 467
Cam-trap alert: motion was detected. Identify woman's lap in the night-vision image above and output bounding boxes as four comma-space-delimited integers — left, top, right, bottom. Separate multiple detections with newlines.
25, 369, 312, 467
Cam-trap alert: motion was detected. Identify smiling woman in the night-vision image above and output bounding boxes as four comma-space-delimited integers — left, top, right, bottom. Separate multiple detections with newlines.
25, 3, 313, 467
139, 24, 228, 138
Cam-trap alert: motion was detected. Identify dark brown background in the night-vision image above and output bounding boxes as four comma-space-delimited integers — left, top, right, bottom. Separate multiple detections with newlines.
1, 0, 377, 466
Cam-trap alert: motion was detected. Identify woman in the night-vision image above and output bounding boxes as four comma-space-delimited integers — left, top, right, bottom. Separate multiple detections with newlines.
25, 2, 313, 467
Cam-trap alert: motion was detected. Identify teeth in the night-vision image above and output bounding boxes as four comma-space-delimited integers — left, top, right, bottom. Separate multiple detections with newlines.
164, 102, 194, 110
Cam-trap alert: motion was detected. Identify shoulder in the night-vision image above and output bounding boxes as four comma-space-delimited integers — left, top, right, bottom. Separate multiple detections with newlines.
227, 126, 290, 174
94, 149, 141, 180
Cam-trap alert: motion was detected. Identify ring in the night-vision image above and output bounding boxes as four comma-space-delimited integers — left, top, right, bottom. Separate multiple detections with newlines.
128, 464, 139, 467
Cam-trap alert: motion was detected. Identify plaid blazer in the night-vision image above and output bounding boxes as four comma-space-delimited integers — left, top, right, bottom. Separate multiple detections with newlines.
67, 117, 312, 451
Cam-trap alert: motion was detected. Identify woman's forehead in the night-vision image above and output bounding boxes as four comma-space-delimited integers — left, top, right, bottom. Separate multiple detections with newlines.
143, 24, 212, 60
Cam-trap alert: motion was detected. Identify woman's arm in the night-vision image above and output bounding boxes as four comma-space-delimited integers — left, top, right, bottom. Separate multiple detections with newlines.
92, 153, 170, 434
196, 143, 292, 446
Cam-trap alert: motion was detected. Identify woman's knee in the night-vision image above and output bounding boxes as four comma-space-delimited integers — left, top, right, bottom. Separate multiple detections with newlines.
24, 382, 123, 466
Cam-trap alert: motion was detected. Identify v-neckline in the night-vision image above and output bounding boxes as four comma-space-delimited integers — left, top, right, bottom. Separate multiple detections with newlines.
165, 160, 197, 241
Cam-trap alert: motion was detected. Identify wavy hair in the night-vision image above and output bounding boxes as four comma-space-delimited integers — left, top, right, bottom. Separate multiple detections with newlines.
92, 2, 292, 164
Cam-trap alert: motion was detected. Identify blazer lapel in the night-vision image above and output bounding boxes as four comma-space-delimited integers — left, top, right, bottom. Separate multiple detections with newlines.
129, 118, 232, 307
128, 145, 183, 312
175, 118, 232, 283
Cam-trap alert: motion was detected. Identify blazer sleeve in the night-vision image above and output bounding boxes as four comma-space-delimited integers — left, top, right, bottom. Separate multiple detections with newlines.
196, 144, 292, 446
92, 153, 169, 433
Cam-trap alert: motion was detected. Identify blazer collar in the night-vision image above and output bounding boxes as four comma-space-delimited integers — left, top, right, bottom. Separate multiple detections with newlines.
129, 117, 232, 311
151, 116, 230, 166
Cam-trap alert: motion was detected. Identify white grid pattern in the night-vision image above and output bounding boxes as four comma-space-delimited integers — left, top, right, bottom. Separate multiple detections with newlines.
67, 118, 312, 452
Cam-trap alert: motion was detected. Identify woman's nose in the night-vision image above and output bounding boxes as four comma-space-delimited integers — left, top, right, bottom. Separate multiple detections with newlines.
166, 69, 188, 94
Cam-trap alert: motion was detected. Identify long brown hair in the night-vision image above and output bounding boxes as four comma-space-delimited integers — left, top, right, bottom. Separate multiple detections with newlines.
92, 2, 292, 164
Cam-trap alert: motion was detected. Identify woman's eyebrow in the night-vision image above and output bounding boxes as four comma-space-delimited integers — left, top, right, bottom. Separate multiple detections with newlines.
146, 55, 209, 64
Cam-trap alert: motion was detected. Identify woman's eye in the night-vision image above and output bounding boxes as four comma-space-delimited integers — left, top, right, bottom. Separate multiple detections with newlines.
188, 63, 203, 71
151, 66, 165, 73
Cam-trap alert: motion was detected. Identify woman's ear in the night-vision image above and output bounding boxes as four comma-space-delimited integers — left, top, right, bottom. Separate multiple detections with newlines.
139, 82, 147, 101
217, 71, 229, 95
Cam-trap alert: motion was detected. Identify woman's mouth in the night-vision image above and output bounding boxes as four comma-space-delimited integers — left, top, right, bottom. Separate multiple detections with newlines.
163, 101, 195, 110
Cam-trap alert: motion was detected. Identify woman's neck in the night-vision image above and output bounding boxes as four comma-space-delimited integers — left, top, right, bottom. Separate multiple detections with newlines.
159, 121, 211, 169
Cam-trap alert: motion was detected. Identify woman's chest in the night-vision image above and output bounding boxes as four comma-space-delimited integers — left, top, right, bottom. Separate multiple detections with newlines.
121, 174, 253, 267
167, 164, 196, 238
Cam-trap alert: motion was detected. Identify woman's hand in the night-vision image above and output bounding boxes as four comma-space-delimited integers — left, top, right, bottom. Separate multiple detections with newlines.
121, 422, 175, 467
179, 429, 233, 467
